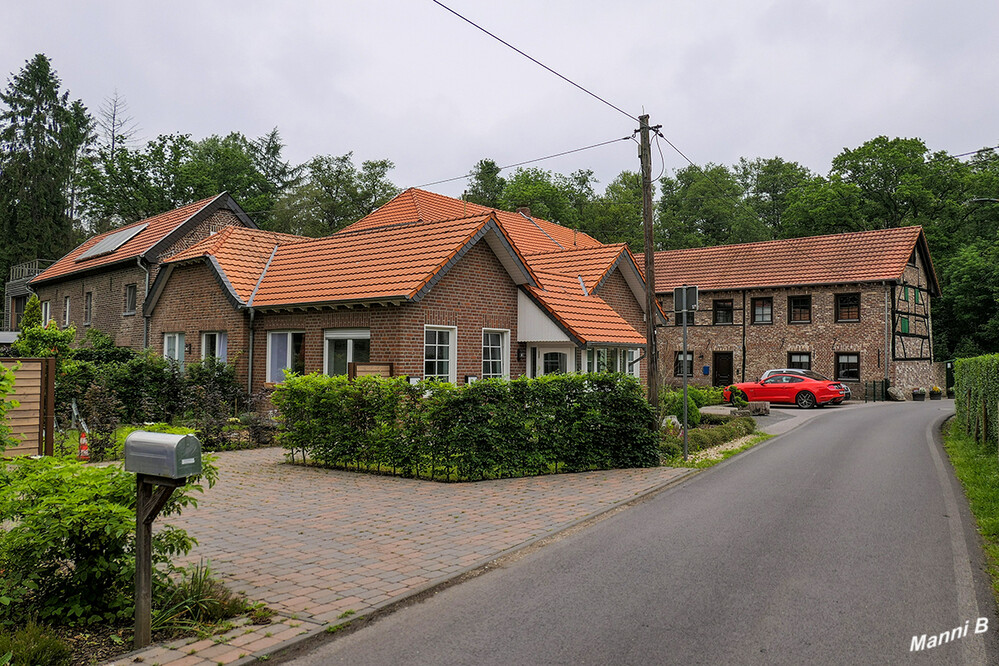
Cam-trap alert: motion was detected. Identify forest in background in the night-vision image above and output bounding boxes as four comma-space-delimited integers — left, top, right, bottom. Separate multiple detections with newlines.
3, 53, 998, 360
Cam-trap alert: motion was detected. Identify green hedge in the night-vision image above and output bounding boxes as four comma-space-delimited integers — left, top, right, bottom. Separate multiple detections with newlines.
954, 354, 999, 452
272, 373, 659, 480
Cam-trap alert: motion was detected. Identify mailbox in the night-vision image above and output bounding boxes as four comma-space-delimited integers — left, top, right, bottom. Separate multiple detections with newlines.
125, 431, 202, 479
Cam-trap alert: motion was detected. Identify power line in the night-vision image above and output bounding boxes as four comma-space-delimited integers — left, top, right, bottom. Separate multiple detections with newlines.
431, 0, 638, 123
415, 135, 632, 188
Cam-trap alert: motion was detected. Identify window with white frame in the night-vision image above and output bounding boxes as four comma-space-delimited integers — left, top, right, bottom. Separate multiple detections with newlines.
674, 351, 694, 377
267, 331, 305, 383
63, 296, 71, 327
424, 326, 456, 382
542, 351, 568, 375
40, 300, 50, 325
481, 329, 508, 379
586, 347, 641, 377
324, 328, 370, 375
164, 332, 185, 368
202, 331, 228, 362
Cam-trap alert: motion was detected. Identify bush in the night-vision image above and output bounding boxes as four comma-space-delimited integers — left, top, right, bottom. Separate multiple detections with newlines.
686, 417, 756, 452
0, 455, 216, 627
685, 385, 725, 407
273, 373, 659, 480
661, 389, 701, 428
0, 622, 70, 666
0, 365, 18, 454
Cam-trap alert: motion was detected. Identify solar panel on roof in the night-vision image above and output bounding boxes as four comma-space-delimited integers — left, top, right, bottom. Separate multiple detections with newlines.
76, 224, 148, 262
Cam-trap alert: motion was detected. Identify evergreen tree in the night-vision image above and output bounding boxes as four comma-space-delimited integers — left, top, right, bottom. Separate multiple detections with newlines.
0, 54, 93, 285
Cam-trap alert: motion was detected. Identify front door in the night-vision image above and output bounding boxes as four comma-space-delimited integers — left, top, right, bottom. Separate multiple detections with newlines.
713, 352, 733, 386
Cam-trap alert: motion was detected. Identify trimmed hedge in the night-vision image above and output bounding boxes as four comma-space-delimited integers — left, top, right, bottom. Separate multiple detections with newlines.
686, 417, 756, 452
954, 354, 999, 452
272, 373, 660, 480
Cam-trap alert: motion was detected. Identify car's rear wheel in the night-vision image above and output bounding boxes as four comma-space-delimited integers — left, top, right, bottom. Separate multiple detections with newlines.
795, 391, 816, 409
731, 389, 747, 404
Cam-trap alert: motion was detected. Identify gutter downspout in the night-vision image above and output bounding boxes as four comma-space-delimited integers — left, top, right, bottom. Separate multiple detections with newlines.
884, 282, 891, 383
137, 257, 151, 348
741, 289, 747, 381
247, 308, 255, 395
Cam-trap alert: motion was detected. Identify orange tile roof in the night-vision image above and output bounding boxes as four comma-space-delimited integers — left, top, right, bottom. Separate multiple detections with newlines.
526, 244, 629, 294
524, 283, 646, 346
248, 214, 520, 308
164, 226, 310, 302
32, 194, 232, 285
345, 188, 603, 256
639, 227, 936, 293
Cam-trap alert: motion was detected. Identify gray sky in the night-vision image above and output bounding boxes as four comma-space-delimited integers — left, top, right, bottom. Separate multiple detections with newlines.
5, 0, 999, 199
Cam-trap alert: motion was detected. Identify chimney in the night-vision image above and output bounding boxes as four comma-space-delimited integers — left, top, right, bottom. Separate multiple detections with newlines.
516, 207, 531, 217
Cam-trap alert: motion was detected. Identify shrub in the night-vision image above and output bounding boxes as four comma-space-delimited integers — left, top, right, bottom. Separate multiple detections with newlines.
661, 389, 701, 428
685, 385, 725, 408
0, 364, 18, 454
686, 417, 756, 452
273, 373, 658, 479
0, 455, 216, 627
17, 295, 41, 332
0, 621, 71, 666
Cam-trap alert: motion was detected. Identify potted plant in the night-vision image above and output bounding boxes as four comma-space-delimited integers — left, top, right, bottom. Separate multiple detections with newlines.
946, 386, 955, 399
912, 387, 926, 401
929, 386, 943, 400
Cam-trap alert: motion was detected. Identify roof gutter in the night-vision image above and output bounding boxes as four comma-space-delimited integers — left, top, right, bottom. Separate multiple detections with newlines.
138, 256, 151, 348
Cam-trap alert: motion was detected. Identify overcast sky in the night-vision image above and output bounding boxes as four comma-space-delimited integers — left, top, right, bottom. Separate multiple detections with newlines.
4, 0, 999, 199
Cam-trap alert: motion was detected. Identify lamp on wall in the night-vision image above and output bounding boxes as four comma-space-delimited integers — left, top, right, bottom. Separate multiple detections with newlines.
517, 347, 526, 362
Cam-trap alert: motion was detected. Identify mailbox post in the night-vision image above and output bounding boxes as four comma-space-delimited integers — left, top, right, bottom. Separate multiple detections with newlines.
124, 431, 202, 649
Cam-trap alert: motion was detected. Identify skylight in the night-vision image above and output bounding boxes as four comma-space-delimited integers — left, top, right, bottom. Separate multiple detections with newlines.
75, 224, 148, 262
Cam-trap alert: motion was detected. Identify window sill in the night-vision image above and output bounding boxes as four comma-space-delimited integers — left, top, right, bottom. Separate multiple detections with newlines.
751, 321, 773, 326
123, 311, 136, 317
788, 320, 812, 325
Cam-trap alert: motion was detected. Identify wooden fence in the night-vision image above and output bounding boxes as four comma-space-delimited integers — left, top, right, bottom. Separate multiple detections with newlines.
1, 357, 55, 456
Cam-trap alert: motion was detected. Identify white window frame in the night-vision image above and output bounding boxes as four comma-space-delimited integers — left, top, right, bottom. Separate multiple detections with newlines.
40, 300, 50, 325
323, 328, 371, 376
202, 331, 228, 362
164, 332, 185, 368
585, 347, 640, 378
267, 330, 305, 383
63, 296, 70, 327
424, 325, 457, 383
481, 328, 510, 379
530, 345, 575, 377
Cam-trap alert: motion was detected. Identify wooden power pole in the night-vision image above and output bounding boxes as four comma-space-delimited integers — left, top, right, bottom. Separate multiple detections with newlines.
639, 114, 659, 406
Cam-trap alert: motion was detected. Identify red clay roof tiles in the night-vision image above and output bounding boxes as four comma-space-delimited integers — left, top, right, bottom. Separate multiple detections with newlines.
32, 195, 225, 284
638, 227, 934, 293
346, 188, 603, 256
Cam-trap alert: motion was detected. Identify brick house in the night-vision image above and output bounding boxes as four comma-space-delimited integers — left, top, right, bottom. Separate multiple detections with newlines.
26, 193, 255, 348
641, 227, 941, 396
143, 188, 654, 393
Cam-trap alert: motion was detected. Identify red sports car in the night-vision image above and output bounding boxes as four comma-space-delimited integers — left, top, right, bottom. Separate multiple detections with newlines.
723, 373, 848, 409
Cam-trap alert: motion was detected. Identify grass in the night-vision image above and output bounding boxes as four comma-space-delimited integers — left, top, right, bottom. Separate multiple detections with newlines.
55, 422, 195, 459
663, 432, 772, 469
941, 421, 999, 599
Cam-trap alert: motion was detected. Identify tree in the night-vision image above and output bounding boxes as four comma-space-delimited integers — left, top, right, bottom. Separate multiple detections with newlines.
464, 159, 505, 208
80, 129, 298, 229
498, 167, 582, 228
655, 163, 768, 249
18, 294, 41, 332
268, 152, 398, 236
0, 54, 93, 286
735, 157, 813, 237
782, 175, 866, 238
830, 136, 935, 229
583, 171, 645, 250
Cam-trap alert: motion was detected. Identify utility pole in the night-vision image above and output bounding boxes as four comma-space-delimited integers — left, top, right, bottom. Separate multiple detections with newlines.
639, 114, 659, 407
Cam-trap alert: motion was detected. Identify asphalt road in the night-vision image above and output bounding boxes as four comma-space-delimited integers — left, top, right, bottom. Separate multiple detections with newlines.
281, 401, 996, 665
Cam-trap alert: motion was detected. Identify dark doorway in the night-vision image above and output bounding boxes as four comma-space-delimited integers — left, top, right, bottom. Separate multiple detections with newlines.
713, 352, 734, 386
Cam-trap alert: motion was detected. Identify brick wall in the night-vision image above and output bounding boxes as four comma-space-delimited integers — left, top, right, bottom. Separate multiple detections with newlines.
594, 267, 648, 383
29, 208, 248, 350
247, 239, 524, 392
32, 263, 150, 349
147, 261, 251, 384
657, 284, 900, 398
